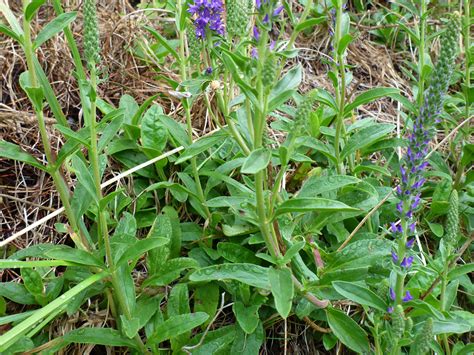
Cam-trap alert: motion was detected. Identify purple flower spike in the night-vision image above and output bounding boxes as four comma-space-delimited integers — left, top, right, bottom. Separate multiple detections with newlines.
401, 256, 414, 268
389, 288, 395, 300
406, 238, 415, 248
402, 290, 413, 302
391, 251, 399, 263
273, 5, 284, 16
189, 0, 225, 39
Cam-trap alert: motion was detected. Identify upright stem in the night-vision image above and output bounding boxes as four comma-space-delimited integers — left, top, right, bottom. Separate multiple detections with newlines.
333, 1, 348, 174
178, 0, 210, 220
463, 0, 470, 121
51, 0, 87, 82
418, 0, 427, 107
22, 0, 88, 250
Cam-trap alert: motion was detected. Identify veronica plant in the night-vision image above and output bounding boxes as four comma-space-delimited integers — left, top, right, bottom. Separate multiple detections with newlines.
388, 13, 460, 354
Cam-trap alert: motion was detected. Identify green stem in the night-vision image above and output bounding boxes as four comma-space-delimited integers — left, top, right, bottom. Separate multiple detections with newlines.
463, 0, 470, 120
177, 0, 210, 220
418, 0, 427, 107
87, 64, 148, 353
22, 0, 89, 250
50, 0, 87, 82
215, 92, 251, 155
333, 1, 347, 174
394, 217, 408, 306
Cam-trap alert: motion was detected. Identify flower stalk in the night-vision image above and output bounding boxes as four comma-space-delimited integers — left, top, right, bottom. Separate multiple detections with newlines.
388, 16, 460, 350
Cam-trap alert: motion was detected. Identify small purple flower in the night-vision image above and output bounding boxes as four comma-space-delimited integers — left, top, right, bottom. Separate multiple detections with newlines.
411, 194, 421, 209
391, 251, 399, 263
205, 67, 213, 75
269, 40, 276, 51
390, 222, 402, 234
389, 288, 395, 300
251, 47, 258, 59
263, 14, 269, 24
396, 201, 403, 213
402, 290, 413, 302
401, 256, 414, 268
406, 210, 413, 218
387, 306, 394, 313
188, 0, 225, 39
409, 222, 416, 233
273, 5, 284, 16
396, 185, 402, 195
406, 238, 415, 248
256, 0, 262, 9
253, 26, 260, 41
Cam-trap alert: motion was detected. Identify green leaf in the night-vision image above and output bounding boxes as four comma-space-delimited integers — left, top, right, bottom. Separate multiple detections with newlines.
141, 104, 168, 152
62, 328, 138, 348
144, 25, 179, 60
271, 65, 302, 100
45, 246, 104, 268
33, 56, 69, 126
190, 264, 270, 289
344, 88, 400, 115
115, 238, 167, 267
337, 33, 353, 55
175, 130, 228, 164
298, 175, 360, 198
0, 283, 36, 305
131, 94, 160, 126
326, 307, 369, 354
341, 124, 394, 158
25, 0, 46, 21
268, 267, 293, 319
332, 281, 387, 312
0, 1, 23, 37
98, 109, 125, 152
144, 258, 199, 286
217, 243, 260, 264
0, 23, 23, 43
295, 16, 326, 32
148, 313, 209, 344
233, 301, 260, 334
54, 124, 90, 146
0, 141, 47, 171
448, 263, 474, 280
21, 268, 46, 306
158, 114, 189, 147
0, 272, 108, 352
194, 284, 219, 327
275, 198, 358, 217
120, 316, 141, 339
71, 155, 98, 204
432, 319, 472, 335
33, 12, 77, 49
241, 148, 271, 174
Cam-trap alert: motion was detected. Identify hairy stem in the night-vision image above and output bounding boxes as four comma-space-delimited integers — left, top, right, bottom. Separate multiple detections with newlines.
22, 0, 88, 250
